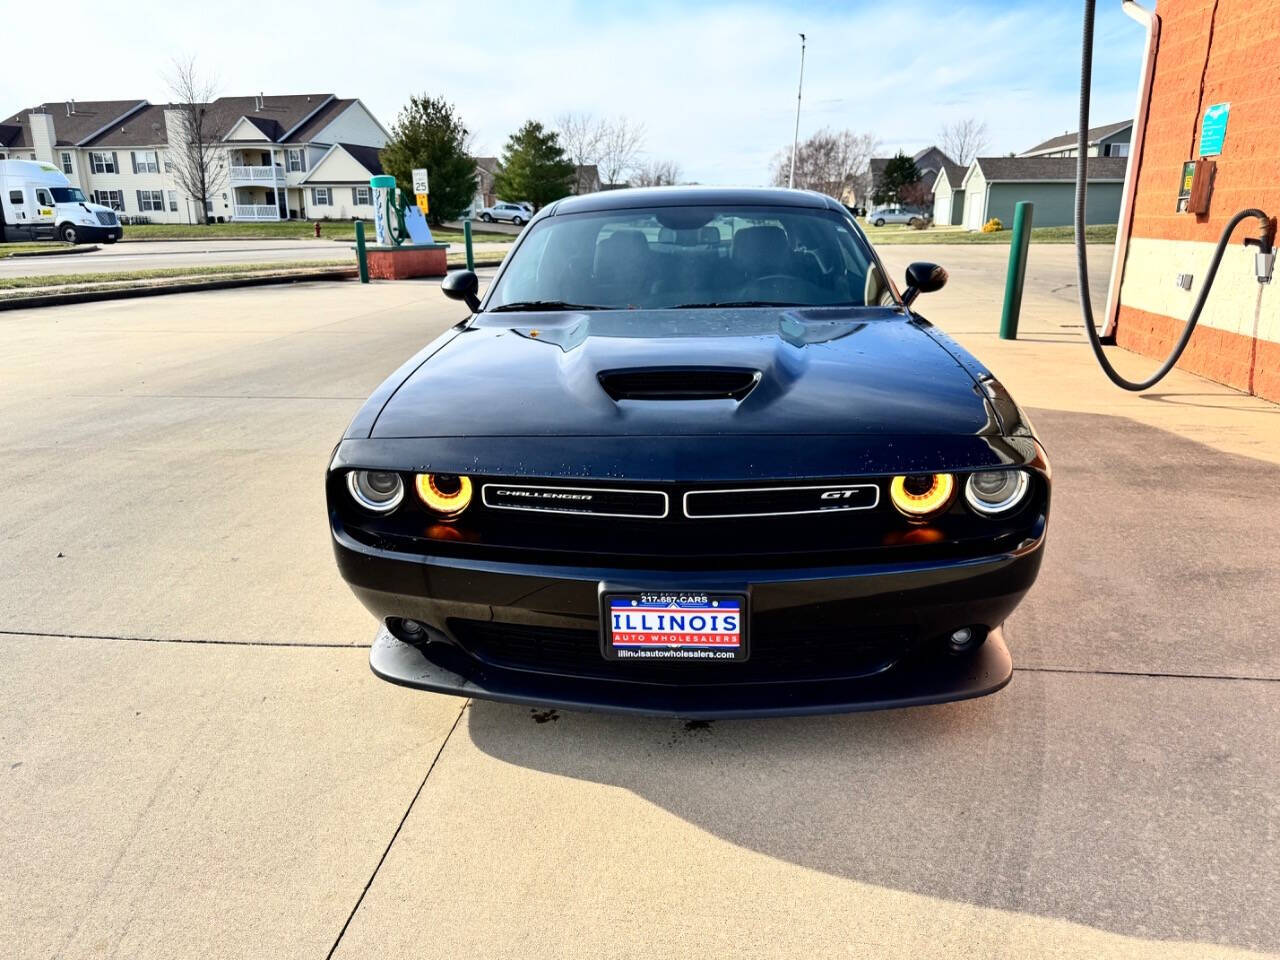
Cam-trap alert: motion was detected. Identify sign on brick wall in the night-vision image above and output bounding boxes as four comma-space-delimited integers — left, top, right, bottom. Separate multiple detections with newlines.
1199, 102, 1230, 157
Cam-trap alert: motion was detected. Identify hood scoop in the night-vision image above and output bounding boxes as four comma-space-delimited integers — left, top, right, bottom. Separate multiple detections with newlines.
598, 366, 762, 402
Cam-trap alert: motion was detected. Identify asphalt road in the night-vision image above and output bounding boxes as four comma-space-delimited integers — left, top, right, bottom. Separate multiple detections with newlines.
1, 260, 1277, 958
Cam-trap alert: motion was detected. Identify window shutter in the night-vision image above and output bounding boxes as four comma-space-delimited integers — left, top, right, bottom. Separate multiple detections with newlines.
131, 152, 137, 174
137, 190, 143, 210
112, 151, 119, 174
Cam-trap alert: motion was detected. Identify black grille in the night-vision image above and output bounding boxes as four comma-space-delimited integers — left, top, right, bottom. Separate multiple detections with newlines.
448, 618, 917, 684
598, 367, 760, 401
481, 483, 667, 518
684, 483, 879, 518
95, 210, 117, 226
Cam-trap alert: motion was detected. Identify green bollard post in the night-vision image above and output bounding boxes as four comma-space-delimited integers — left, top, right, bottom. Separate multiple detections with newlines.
355, 219, 369, 284
463, 217, 474, 271
1000, 201, 1033, 340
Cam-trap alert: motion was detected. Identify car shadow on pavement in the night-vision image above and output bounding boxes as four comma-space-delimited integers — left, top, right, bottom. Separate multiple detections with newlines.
466, 409, 1280, 953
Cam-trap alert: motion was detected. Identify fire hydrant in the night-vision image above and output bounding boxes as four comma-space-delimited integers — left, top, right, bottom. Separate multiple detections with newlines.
314, 222, 321, 239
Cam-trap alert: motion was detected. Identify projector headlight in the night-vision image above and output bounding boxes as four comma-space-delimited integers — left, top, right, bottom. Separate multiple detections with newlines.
964, 470, 1030, 516
415, 473, 473, 519
347, 470, 404, 513
889, 473, 955, 518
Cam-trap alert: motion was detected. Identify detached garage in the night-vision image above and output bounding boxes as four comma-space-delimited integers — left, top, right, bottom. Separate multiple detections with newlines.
930, 162, 968, 226
959, 156, 1128, 230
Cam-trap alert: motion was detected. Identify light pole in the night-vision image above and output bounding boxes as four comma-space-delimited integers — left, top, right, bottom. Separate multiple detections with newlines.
788, 32, 807, 189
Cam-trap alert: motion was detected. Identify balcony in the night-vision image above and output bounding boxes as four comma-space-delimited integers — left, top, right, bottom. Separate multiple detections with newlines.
233, 204, 281, 221
229, 164, 284, 184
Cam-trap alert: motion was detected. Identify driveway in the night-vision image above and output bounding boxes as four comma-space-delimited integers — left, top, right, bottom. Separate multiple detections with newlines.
1, 262, 1277, 958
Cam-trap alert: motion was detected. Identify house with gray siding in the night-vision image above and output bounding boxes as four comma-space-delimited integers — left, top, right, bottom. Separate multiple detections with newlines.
1020, 120, 1132, 159
958, 156, 1128, 230
930, 162, 968, 226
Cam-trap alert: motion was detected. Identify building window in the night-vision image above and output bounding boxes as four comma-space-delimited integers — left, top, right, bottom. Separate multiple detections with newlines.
163, 152, 173, 173
90, 152, 118, 174
168, 190, 178, 212
136, 190, 165, 212
311, 187, 331, 205
93, 190, 124, 211
1106, 143, 1130, 158
132, 151, 159, 174
61, 152, 73, 174
287, 149, 305, 172
353, 186, 372, 205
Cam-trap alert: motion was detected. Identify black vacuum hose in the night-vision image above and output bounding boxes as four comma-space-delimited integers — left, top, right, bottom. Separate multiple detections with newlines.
1076, 0, 1272, 391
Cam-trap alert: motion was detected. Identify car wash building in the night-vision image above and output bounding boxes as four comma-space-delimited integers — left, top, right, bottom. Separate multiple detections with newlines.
1110, 0, 1280, 402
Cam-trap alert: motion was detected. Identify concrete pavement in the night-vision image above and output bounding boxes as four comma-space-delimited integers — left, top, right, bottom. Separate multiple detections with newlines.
1, 254, 1277, 958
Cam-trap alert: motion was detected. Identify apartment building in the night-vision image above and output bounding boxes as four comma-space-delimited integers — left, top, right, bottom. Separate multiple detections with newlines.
0, 94, 389, 223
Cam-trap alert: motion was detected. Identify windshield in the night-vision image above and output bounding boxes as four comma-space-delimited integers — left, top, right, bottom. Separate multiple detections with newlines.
485, 205, 894, 311
50, 187, 86, 203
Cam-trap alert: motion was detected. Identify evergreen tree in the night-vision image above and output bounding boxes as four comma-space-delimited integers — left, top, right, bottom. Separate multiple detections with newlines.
492, 121, 575, 210
379, 94, 476, 225
872, 152, 922, 206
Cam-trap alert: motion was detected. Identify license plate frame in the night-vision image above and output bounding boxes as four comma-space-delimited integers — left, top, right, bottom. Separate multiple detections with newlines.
600, 589, 749, 663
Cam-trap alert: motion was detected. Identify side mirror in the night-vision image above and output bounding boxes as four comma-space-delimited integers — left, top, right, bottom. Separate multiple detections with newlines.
903, 261, 947, 307
441, 269, 481, 312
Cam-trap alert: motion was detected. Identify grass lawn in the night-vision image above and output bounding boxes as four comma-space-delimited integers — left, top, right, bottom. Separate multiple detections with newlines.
122, 220, 514, 244
858, 222, 1118, 245
0, 242, 76, 258
0, 260, 353, 293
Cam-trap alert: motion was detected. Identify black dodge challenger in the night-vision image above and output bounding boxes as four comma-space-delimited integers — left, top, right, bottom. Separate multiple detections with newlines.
327, 187, 1049, 718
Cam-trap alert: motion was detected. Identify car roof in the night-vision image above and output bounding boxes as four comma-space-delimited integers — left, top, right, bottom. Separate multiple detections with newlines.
546, 185, 844, 216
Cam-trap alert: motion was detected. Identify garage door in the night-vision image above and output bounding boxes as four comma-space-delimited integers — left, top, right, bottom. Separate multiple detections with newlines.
964, 189, 984, 231
932, 190, 950, 226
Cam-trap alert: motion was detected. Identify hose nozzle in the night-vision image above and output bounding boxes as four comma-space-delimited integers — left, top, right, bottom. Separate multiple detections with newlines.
1243, 215, 1275, 284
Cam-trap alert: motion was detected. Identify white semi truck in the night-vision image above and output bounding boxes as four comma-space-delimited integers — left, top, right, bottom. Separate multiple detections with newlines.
0, 159, 123, 244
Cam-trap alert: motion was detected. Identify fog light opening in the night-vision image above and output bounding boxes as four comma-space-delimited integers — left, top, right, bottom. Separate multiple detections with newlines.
387, 618, 427, 644
947, 626, 981, 654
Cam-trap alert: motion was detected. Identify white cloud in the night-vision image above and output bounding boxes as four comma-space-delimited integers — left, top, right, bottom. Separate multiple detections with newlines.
7, 0, 1146, 184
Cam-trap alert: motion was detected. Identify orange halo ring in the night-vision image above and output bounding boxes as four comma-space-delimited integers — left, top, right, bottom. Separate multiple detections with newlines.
414, 473, 473, 519
889, 473, 955, 518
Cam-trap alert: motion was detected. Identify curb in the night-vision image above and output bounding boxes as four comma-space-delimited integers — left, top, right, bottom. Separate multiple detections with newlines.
117, 236, 334, 243
0, 268, 358, 311
4, 245, 100, 258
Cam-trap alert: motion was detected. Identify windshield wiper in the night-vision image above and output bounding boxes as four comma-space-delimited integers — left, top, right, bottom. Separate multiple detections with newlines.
671, 300, 808, 309
487, 300, 605, 313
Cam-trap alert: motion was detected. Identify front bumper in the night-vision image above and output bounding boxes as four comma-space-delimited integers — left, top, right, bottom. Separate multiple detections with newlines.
370, 621, 1012, 719
72, 223, 122, 242
334, 521, 1044, 718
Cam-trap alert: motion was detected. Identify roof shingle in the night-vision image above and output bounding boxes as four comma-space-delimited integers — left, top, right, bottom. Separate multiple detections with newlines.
1022, 120, 1132, 156
972, 156, 1129, 182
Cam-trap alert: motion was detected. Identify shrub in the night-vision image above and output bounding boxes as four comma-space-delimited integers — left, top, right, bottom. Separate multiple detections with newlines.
911, 216, 932, 231
981, 217, 1003, 233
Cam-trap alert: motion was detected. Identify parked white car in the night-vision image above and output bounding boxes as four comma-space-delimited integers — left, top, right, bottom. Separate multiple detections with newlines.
0, 159, 123, 244
478, 201, 532, 225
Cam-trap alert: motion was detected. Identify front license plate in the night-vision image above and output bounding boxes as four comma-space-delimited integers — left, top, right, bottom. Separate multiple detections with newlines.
601, 592, 748, 662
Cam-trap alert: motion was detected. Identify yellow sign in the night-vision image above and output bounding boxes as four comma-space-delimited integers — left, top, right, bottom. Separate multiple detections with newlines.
415, 193, 429, 216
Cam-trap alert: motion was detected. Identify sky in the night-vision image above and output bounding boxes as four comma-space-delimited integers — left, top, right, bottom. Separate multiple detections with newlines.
7, 0, 1148, 184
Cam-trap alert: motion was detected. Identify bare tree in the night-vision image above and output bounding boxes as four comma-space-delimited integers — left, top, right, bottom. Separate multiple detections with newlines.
938, 118, 988, 165
769, 128, 877, 204
555, 112, 606, 194
596, 117, 646, 188
630, 159, 682, 187
165, 56, 226, 224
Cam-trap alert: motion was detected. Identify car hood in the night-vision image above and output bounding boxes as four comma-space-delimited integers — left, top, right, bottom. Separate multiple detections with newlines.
370, 307, 996, 439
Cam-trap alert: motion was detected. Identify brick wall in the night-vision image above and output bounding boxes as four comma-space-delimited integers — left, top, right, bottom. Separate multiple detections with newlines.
1116, 0, 1280, 400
